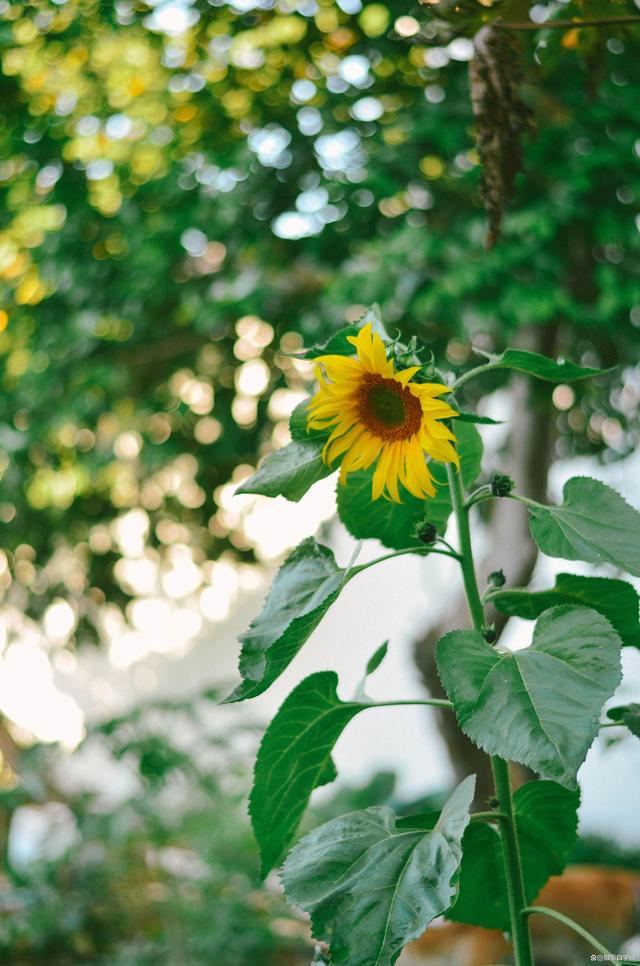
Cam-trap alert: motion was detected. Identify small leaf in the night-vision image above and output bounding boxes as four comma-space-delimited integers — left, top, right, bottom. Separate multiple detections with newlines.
528, 477, 640, 578
491, 573, 640, 649
223, 539, 349, 703
477, 347, 614, 382
436, 605, 622, 788
289, 398, 329, 442
449, 781, 579, 930
366, 641, 389, 677
251, 672, 374, 875
237, 439, 333, 503
294, 324, 361, 360
456, 411, 503, 425
282, 775, 475, 966
337, 422, 483, 550
607, 703, 640, 737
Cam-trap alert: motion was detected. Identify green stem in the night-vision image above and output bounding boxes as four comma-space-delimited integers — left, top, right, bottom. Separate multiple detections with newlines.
522, 906, 615, 957
452, 362, 497, 391
351, 546, 460, 576
470, 810, 508, 824
446, 464, 534, 966
446, 465, 485, 629
374, 698, 453, 710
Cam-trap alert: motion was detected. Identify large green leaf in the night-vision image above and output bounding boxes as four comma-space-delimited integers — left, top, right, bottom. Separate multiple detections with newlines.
250, 672, 374, 876
337, 422, 483, 549
607, 703, 640, 738
449, 780, 579, 930
282, 775, 475, 966
436, 605, 622, 788
236, 439, 333, 502
476, 347, 613, 382
528, 477, 640, 578
491, 573, 640, 649
223, 539, 350, 703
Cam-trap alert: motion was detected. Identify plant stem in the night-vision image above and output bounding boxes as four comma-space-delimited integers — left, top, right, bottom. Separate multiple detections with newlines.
522, 906, 615, 957
446, 464, 534, 966
374, 698, 453, 710
469, 810, 508, 824
446, 465, 485, 630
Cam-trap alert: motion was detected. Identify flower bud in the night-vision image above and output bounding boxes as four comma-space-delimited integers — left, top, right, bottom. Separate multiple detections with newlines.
415, 520, 438, 545
488, 569, 506, 588
490, 470, 514, 497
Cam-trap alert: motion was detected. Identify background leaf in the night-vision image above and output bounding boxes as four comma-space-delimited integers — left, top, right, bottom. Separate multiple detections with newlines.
250, 672, 374, 876
224, 539, 348, 703
528, 477, 640, 577
282, 776, 475, 966
607, 703, 640, 738
436, 605, 622, 787
337, 422, 483, 549
491, 573, 640, 649
449, 780, 579, 929
478, 347, 613, 382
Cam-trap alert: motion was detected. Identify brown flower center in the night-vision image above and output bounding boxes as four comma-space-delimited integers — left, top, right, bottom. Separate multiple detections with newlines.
358, 374, 422, 441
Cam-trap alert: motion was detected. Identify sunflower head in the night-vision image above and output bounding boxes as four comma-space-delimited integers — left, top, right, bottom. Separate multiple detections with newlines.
307, 323, 459, 502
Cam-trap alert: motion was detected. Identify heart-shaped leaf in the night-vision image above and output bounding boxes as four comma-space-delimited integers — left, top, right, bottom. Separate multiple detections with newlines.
528, 477, 640, 578
250, 672, 375, 875
223, 539, 349, 703
436, 605, 622, 787
337, 422, 483, 549
282, 775, 475, 966
449, 780, 579, 929
491, 573, 640, 649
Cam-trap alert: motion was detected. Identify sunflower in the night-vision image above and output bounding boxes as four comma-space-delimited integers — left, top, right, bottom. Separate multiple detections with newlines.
307, 323, 459, 502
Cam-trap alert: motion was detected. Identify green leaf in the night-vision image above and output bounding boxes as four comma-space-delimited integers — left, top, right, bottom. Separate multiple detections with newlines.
491, 573, 640, 649
366, 641, 389, 677
456, 411, 503, 425
282, 775, 475, 966
223, 539, 350, 703
449, 781, 579, 930
607, 703, 640, 737
436, 605, 622, 788
250, 671, 374, 876
528, 477, 640, 578
295, 324, 361, 360
289, 398, 329, 442
236, 439, 333, 502
336, 422, 483, 550
477, 347, 614, 382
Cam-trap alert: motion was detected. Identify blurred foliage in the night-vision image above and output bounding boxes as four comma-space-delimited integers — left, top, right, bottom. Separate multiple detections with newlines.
0, 692, 310, 964
0, 0, 638, 646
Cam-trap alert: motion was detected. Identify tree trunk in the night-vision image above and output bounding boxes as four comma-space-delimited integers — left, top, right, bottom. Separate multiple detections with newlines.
413, 324, 557, 804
